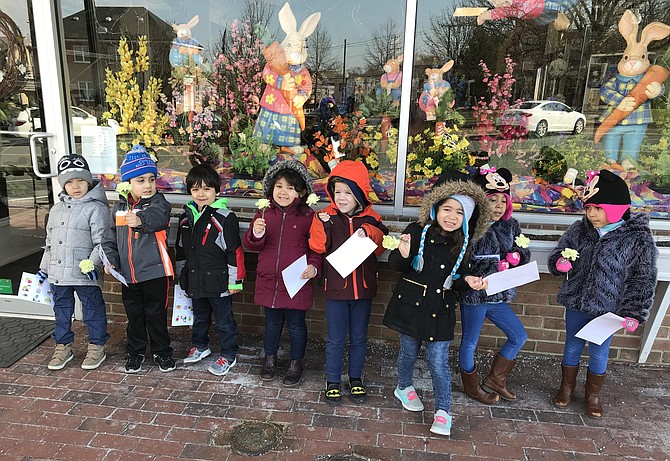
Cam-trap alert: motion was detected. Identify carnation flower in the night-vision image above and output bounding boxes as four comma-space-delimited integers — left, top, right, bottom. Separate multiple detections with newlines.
306, 193, 319, 206
515, 234, 530, 249
382, 235, 401, 251
79, 259, 95, 274
255, 198, 271, 217
116, 181, 132, 199
561, 248, 579, 261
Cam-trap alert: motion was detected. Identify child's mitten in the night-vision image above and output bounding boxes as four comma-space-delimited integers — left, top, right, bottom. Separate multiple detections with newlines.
623, 317, 639, 332
505, 252, 521, 266
555, 257, 572, 273
498, 260, 510, 272
85, 269, 99, 281
36, 270, 48, 284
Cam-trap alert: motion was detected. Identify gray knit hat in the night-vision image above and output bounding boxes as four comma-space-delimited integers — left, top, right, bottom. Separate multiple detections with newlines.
262, 160, 314, 197
57, 154, 93, 188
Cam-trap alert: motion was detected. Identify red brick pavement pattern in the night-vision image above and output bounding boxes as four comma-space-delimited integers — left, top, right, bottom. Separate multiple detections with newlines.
0, 321, 668, 460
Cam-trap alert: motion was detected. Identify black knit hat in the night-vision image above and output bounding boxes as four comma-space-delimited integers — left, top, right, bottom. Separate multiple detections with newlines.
583, 169, 631, 222
57, 154, 92, 188
473, 166, 512, 195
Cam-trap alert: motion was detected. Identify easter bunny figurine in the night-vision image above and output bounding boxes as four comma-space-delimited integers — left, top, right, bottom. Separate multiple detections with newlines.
169, 16, 203, 67
253, 2, 321, 154
378, 55, 403, 103
418, 60, 454, 121
599, 10, 670, 163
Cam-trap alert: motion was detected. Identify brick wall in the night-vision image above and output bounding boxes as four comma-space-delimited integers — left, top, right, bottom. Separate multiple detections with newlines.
102, 251, 670, 365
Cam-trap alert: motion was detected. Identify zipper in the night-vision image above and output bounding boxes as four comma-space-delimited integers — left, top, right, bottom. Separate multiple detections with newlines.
202, 223, 211, 246
271, 211, 286, 308
349, 216, 359, 299
402, 277, 427, 296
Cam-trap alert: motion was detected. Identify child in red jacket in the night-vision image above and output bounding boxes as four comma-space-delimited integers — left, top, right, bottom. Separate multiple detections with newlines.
309, 160, 388, 405
244, 161, 322, 387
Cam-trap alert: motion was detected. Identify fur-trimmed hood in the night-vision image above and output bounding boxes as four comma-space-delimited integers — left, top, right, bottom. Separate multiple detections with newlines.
262, 160, 314, 197
418, 180, 492, 242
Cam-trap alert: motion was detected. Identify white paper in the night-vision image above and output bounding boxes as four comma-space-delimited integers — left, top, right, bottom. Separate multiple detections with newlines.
484, 260, 540, 296
18, 272, 54, 306
81, 126, 118, 174
171, 284, 193, 326
281, 254, 309, 299
575, 312, 625, 345
326, 233, 378, 279
98, 246, 128, 287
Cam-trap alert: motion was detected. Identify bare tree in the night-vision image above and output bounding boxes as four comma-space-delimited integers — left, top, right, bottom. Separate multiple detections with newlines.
214, 0, 276, 56
364, 17, 402, 73
422, 9, 477, 66
306, 24, 341, 105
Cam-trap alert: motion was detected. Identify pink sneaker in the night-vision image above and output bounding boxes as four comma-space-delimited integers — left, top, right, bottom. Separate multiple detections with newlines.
394, 385, 424, 411
430, 410, 452, 436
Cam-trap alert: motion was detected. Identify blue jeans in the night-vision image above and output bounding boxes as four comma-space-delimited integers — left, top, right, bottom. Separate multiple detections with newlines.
191, 296, 239, 361
325, 299, 372, 382
562, 309, 614, 375
459, 302, 528, 373
263, 307, 307, 360
602, 123, 648, 162
52, 285, 109, 346
397, 333, 452, 413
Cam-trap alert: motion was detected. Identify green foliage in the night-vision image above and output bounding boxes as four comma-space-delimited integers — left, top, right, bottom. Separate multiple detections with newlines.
226, 125, 273, 177
556, 135, 606, 179
359, 91, 399, 118
433, 90, 465, 126
639, 152, 670, 188
532, 146, 567, 183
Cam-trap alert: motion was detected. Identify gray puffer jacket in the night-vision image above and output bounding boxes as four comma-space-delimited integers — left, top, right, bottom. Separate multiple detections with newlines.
39, 180, 111, 287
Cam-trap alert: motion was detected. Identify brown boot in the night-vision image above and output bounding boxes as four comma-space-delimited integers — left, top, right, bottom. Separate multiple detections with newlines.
482, 354, 518, 401
460, 367, 499, 405
585, 370, 606, 418
553, 364, 579, 408
282, 359, 305, 387
260, 354, 277, 381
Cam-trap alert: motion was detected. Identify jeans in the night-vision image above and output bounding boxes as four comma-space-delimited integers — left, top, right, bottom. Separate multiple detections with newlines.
397, 333, 452, 413
325, 299, 372, 382
122, 277, 172, 356
52, 285, 109, 346
602, 123, 648, 162
459, 302, 528, 373
562, 309, 614, 375
192, 295, 239, 361
263, 307, 307, 360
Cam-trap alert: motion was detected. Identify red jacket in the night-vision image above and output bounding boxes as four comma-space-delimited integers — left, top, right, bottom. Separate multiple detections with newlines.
244, 198, 322, 310
309, 161, 388, 300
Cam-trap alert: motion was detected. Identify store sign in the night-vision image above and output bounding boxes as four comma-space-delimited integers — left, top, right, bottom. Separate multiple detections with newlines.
0, 279, 11, 294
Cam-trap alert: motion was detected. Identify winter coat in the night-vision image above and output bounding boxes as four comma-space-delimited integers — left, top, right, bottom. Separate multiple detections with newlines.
547, 213, 658, 322
102, 192, 174, 284
176, 198, 245, 298
40, 180, 111, 287
384, 180, 492, 341
309, 161, 388, 300
458, 217, 531, 305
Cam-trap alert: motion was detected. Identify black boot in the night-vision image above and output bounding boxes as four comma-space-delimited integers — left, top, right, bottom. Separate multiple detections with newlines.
260, 354, 277, 381
282, 359, 305, 387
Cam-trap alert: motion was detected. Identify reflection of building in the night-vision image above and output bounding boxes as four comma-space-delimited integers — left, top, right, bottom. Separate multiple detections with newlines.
62, 7, 173, 114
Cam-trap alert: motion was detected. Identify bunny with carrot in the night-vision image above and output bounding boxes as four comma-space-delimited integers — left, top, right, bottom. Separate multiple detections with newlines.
596, 10, 670, 163
253, 2, 320, 154
169, 16, 203, 67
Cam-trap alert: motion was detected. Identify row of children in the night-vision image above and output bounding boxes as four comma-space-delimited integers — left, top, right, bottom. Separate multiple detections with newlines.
39, 145, 657, 437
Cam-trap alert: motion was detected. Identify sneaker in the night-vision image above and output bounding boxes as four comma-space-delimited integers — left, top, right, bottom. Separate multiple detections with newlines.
81, 344, 106, 370
349, 378, 367, 404
48, 344, 73, 370
394, 385, 425, 412
208, 356, 236, 376
153, 353, 176, 372
325, 382, 342, 406
183, 346, 211, 364
124, 354, 145, 373
430, 410, 453, 436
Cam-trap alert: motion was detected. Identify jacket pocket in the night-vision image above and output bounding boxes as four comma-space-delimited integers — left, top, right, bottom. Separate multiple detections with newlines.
203, 270, 227, 294
386, 278, 426, 326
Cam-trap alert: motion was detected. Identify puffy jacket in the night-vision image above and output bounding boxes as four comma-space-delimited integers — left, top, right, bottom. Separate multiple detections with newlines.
102, 192, 174, 284
384, 180, 491, 341
547, 213, 657, 322
40, 180, 111, 287
175, 198, 245, 298
309, 161, 388, 300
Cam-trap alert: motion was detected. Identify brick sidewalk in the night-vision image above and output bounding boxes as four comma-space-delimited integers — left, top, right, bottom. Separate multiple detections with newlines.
0, 321, 668, 460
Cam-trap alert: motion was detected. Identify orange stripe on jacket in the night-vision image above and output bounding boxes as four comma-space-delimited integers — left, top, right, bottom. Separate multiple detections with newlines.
156, 230, 174, 278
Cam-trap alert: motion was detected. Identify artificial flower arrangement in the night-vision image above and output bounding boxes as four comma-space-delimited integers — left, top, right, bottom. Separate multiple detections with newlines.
406, 126, 473, 178
103, 36, 169, 151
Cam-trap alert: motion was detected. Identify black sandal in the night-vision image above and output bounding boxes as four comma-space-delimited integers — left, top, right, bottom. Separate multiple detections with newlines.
349, 378, 367, 404
325, 382, 342, 405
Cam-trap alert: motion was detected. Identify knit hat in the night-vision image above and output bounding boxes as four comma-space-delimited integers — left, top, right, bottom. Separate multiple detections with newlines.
583, 169, 631, 223
474, 165, 513, 221
57, 154, 93, 188
120, 145, 158, 182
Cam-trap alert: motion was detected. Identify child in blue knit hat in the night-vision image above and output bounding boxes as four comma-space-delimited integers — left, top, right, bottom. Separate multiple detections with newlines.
102, 145, 176, 373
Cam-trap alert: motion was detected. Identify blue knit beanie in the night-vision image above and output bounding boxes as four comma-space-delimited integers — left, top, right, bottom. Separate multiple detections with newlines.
120, 145, 158, 182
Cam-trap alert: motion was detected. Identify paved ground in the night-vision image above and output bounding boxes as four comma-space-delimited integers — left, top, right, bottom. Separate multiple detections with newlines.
0, 320, 669, 461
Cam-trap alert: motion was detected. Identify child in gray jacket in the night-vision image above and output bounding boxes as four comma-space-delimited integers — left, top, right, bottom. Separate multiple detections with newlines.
39, 154, 111, 370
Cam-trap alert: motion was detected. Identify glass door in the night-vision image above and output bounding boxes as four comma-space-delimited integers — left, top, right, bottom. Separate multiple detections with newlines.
0, 2, 72, 316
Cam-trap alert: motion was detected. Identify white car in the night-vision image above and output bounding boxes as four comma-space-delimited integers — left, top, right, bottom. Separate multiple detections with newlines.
497, 101, 586, 137
12, 106, 98, 137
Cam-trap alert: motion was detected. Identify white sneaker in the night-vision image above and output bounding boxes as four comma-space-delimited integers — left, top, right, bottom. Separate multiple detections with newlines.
430, 410, 453, 436
394, 385, 424, 411
183, 346, 211, 364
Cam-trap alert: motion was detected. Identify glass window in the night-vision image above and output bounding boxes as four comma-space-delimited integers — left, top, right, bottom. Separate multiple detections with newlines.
73, 44, 89, 63
77, 81, 95, 101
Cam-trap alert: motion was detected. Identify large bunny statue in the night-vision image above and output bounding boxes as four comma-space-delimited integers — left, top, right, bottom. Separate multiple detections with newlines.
169, 16, 203, 67
599, 10, 670, 162
418, 60, 454, 121
253, 3, 320, 154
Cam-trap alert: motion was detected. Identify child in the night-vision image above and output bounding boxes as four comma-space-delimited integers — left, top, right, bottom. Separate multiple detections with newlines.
243, 160, 321, 386
309, 160, 388, 405
39, 154, 111, 370
548, 169, 657, 418
384, 178, 491, 436
175, 163, 245, 376
102, 145, 175, 373
458, 167, 530, 404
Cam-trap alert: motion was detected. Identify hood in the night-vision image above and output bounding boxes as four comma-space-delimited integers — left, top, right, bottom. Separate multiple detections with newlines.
262, 160, 315, 198
59, 179, 108, 206
418, 179, 492, 242
327, 160, 371, 209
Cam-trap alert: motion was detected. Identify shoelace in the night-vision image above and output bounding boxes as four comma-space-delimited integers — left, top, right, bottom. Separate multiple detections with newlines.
215, 357, 227, 366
